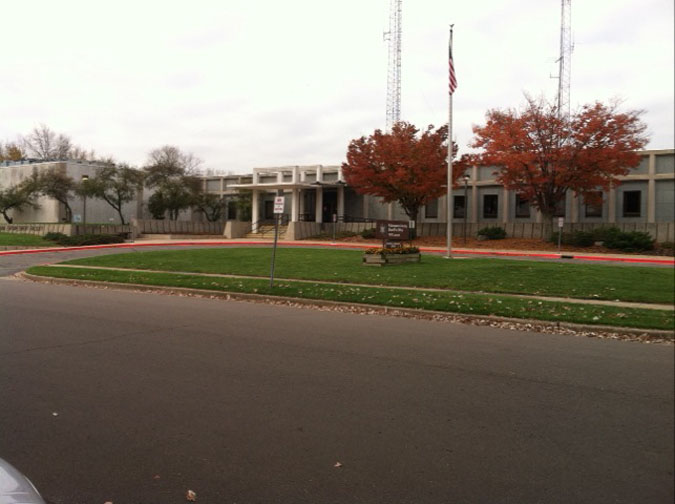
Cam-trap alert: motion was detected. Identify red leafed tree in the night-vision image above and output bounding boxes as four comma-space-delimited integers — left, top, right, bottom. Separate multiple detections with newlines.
342, 122, 464, 223
469, 97, 648, 222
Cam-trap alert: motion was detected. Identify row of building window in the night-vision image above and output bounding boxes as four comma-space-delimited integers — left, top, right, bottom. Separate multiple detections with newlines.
424, 191, 643, 219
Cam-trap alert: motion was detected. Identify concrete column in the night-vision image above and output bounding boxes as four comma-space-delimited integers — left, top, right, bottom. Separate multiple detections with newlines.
648, 153, 656, 223
535, 210, 543, 224
291, 188, 299, 222
363, 195, 369, 219
337, 185, 345, 218
608, 186, 616, 223
502, 188, 509, 224
316, 165, 324, 183
253, 171, 259, 184
292, 166, 299, 184
298, 189, 305, 218
571, 192, 579, 223
251, 190, 259, 232
277, 171, 283, 184
315, 187, 323, 223
387, 201, 393, 220
471, 166, 478, 224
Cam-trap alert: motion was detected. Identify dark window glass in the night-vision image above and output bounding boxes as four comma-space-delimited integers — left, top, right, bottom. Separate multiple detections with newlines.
553, 198, 566, 217
515, 195, 530, 218
227, 200, 237, 220
453, 195, 465, 218
425, 198, 438, 219
483, 194, 498, 219
584, 192, 603, 218
623, 191, 641, 217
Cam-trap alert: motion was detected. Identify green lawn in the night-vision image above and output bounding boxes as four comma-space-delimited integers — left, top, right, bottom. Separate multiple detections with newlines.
0, 232, 52, 247
25, 265, 675, 330
62, 248, 675, 304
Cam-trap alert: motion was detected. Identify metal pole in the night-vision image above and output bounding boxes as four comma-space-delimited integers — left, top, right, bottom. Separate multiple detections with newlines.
463, 178, 468, 244
445, 26, 454, 259
269, 213, 280, 289
81, 174, 89, 232
557, 219, 562, 253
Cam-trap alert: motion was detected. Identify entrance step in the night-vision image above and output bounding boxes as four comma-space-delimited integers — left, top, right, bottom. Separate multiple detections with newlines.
135, 234, 225, 241
244, 225, 287, 240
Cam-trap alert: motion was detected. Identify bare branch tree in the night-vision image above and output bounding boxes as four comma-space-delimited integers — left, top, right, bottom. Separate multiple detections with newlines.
22, 124, 73, 160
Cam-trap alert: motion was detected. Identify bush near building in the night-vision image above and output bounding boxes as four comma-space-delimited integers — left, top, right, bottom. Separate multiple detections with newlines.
477, 226, 507, 240
550, 227, 655, 252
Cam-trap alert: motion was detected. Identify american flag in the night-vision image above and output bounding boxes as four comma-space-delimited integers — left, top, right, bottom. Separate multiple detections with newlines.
449, 37, 457, 94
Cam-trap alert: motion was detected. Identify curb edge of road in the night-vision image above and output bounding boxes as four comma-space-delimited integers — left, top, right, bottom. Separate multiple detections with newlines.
19, 272, 674, 344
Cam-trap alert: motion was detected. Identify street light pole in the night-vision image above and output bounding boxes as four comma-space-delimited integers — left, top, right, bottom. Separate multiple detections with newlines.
463, 174, 469, 244
81, 174, 89, 230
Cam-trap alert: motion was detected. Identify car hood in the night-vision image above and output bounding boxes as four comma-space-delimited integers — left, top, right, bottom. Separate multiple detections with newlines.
0, 458, 46, 504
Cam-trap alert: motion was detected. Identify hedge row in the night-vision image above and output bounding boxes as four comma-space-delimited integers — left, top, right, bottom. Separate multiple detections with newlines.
43, 232, 126, 247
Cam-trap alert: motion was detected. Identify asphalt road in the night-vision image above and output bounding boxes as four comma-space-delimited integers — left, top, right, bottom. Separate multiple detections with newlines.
0, 274, 673, 504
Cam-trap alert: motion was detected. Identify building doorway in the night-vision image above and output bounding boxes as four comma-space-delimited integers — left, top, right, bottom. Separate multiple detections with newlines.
322, 190, 337, 222
264, 200, 274, 220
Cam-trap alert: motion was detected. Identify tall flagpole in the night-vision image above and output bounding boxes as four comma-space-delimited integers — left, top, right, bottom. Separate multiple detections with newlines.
446, 25, 456, 258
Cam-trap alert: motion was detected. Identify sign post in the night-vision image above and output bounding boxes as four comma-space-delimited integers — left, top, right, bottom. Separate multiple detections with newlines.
332, 213, 337, 242
557, 217, 564, 252
269, 195, 285, 289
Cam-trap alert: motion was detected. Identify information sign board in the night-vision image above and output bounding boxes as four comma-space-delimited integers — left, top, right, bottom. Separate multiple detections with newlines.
375, 220, 410, 240
273, 196, 285, 214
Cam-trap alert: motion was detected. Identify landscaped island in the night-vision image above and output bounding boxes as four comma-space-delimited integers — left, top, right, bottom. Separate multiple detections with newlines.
25, 247, 675, 331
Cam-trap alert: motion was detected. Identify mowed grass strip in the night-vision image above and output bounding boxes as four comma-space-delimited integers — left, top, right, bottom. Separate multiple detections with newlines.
0, 232, 52, 247
62, 248, 675, 304
26, 265, 675, 330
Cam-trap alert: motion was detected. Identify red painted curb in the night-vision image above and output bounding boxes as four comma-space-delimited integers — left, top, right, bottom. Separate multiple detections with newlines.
1, 240, 673, 265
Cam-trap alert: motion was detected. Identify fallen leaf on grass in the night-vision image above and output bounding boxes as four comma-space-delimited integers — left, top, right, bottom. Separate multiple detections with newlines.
334, 462, 343, 468
186, 489, 197, 501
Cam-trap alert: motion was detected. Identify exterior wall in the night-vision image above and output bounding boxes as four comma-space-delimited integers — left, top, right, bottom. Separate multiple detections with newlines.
200, 150, 674, 238
0, 160, 139, 224
655, 153, 674, 174
655, 180, 675, 222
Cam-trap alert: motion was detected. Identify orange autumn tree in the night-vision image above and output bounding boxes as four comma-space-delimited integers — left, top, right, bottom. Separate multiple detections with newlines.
469, 97, 648, 224
342, 122, 463, 224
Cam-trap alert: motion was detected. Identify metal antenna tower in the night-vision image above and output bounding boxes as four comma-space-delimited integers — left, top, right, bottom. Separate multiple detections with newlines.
556, 0, 572, 118
384, 0, 402, 131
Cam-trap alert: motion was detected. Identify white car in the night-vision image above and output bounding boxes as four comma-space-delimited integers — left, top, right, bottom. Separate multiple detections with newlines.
0, 458, 46, 504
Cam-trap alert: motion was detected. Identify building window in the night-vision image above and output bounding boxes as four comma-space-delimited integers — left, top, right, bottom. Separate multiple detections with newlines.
227, 200, 237, 220
584, 192, 603, 218
425, 199, 438, 219
483, 194, 498, 219
623, 191, 641, 217
515, 195, 530, 218
453, 195, 466, 218
553, 198, 566, 217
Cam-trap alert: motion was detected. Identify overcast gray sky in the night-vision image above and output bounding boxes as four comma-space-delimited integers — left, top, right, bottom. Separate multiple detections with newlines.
2, 0, 673, 173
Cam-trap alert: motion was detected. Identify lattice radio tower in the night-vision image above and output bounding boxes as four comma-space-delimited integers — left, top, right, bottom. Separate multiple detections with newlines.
384, 0, 402, 131
556, 0, 572, 118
